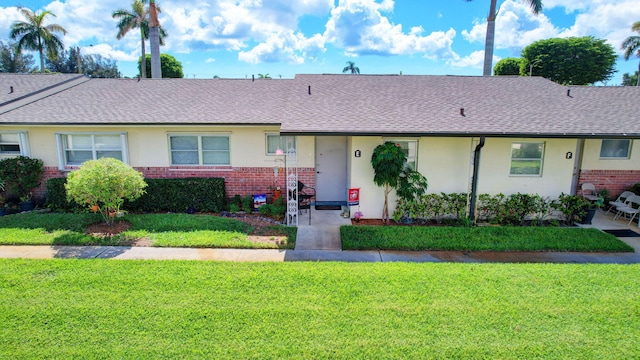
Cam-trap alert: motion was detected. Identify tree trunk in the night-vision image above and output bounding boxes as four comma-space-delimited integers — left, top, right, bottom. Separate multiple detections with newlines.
38, 38, 45, 72
140, 29, 146, 79
382, 184, 390, 223
149, 1, 161, 79
482, 0, 498, 76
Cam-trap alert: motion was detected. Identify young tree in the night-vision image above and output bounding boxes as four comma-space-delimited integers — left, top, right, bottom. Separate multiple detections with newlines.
371, 142, 407, 223
621, 21, 640, 86
139, 53, 183, 78
0, 41, 36, 73
65, 158, 147, 226
493, 58, 523, 76
10, 8, 67, 72
521, 36, 617, 85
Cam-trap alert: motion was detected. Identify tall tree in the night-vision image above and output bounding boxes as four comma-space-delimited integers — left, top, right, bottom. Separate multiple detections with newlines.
139, 53, 183, 78
622, 71, 639, 86
112, 0, 167, 79
46, 47, 120, 78
9, 8, 67, 72
521, 36, 616, 85
0, 41, 36, 73
148, 0, 161, 79
621, 21, 640, 86
342, 61, 360, 74
467, 0, 542, 76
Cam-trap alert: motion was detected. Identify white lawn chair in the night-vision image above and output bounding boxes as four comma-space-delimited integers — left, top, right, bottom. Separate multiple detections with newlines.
606, 191, 635, 216
581, 183, 599, 202
612, 194, 640, 226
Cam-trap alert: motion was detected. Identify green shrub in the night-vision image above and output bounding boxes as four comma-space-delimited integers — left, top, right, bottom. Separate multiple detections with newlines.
630, 183, 640, 196
66, 158, 147, 226
0, 156, 44, 199
126, 178, 226, 213
241, 195, 254, 212
45, 178, 83, 212
551, 193, 590, 226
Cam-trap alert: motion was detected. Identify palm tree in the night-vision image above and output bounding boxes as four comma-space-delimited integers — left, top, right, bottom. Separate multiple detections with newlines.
621, 21, 640, 86
257, 73, 271, 79
342, 61, 360, 74
112, 0, 167, 78
148, 0, 161, 78
10, 8, 67, 73
467, 0, 542, 76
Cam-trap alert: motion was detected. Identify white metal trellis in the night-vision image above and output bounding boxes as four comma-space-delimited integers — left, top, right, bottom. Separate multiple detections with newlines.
285, 137, 298, 226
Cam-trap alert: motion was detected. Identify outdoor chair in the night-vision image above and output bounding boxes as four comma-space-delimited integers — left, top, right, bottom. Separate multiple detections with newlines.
606, 191, 635, 216
288, 181, 315, 225
580, 183, 599, 202
612, 194, 640, 226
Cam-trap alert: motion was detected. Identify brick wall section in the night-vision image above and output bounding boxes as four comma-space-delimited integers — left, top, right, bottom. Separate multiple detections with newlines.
578, 170, 640, 198
39, 166, 315, 200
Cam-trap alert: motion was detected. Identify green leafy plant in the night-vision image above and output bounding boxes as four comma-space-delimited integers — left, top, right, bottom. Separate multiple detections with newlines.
551, 193, 591, 226
0, 156, 44, 199
229, 203, 241, 213
241, 195, 254, 212
65, 158, 147, 226
371, 142, 407, 223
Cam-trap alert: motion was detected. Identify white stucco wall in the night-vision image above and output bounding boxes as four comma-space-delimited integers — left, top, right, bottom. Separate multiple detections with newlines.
348, 136, 577, 219
580, 139, 640, 171
0, 126, 314, 168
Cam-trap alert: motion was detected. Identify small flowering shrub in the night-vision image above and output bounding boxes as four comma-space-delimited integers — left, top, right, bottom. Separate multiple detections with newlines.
65, 158, 147, 226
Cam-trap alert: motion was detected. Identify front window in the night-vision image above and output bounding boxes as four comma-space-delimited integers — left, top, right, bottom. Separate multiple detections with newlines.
57, 133, 127, 168
600, 139, 631, 159
388, 140, 418, 170
0, 132, 29, 158
266, 134, 296, 155
169, 135, 230, 165
510, 142, 544, 176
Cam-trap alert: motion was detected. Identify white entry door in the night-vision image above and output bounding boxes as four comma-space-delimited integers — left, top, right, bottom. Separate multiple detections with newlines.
315, 136, 347, 203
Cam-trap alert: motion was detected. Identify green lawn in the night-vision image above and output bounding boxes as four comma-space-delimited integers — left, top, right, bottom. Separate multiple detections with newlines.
1, 260, 638, 358
341, 226, 634, 252
0, 212, 295, 249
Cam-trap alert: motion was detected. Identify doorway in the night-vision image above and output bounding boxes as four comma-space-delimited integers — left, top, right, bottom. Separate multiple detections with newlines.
315, 136, 347, 206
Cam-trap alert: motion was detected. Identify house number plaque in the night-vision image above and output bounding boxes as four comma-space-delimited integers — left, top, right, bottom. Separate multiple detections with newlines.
355, 150, 361, 158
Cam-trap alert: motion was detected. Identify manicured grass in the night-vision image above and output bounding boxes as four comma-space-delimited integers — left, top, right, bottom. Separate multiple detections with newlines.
0, 212, 295, 249
1, 260, 638, 358
341, 225, 634, 252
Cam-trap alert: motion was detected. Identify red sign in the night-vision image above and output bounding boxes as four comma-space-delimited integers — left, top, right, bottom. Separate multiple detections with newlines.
348, 188, 360, 206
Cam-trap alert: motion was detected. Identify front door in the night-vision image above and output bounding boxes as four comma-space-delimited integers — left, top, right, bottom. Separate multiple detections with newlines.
315, 136, 347, 204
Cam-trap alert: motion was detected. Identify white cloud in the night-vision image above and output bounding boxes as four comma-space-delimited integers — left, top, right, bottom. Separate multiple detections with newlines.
462, 0, 558, 50
447, 50, 501, 69
238, 31, 325, 64
324, 0, 458, 58
205, 58, 216, 63
0, 6, 23, 40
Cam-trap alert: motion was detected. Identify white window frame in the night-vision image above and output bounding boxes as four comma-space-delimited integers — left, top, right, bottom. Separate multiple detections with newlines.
266, 134, 296, 155
56, 132, 129, 170
599, 139, 632, 160
168, 133, 231, 166
383, 139, 418, 170
0, 131, 30, 158
509, 141, 544, 177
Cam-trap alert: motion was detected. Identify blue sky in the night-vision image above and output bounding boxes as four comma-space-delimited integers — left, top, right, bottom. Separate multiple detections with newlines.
1, 0, 639, 84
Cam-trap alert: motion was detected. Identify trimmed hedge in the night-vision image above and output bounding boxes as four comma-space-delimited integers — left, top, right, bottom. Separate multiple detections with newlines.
46, 177, 226, 213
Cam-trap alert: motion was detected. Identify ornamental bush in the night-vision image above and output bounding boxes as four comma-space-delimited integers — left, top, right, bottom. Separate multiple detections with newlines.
65, 158, 147, 226
0, 156, 44, 199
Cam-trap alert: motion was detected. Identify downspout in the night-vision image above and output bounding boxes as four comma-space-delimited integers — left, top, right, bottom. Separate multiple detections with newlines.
469, 137, 486, 224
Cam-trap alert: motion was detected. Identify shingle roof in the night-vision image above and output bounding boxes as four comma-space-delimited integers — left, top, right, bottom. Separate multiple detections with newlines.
1, 73, 639, 138
0, 73, 88, 114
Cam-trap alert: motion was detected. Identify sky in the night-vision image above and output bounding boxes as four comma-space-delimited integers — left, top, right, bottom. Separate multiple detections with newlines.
1, 0, 639, 84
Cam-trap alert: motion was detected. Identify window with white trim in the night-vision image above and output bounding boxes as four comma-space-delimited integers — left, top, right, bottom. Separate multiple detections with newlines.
510, 142, 544, 176
385, 140, 418, 170
56, 133, 128, 168
266, 134, 296, 155
0, 132, 30, 158
169, 134, 230, 165
600, 139, 631, 159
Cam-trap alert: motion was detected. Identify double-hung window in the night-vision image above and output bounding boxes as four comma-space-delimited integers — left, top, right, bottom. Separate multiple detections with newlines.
56, 133, 128, 168
0, 132, 30, 158
266, 134, 296, 155
600, 139, 631, 159
510, 142, 544, 176
169, 134, 230, 165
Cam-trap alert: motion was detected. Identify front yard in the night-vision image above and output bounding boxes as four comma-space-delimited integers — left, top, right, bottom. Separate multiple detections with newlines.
0, 212, 296, 249
1, 260, 638, 358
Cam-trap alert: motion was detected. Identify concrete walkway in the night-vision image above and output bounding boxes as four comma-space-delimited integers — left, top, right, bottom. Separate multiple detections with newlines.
1, 210, 639, 263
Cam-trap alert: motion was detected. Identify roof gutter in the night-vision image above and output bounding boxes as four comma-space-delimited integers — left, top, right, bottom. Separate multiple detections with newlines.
277, 131, 640, 139
468, 136, 485, 225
